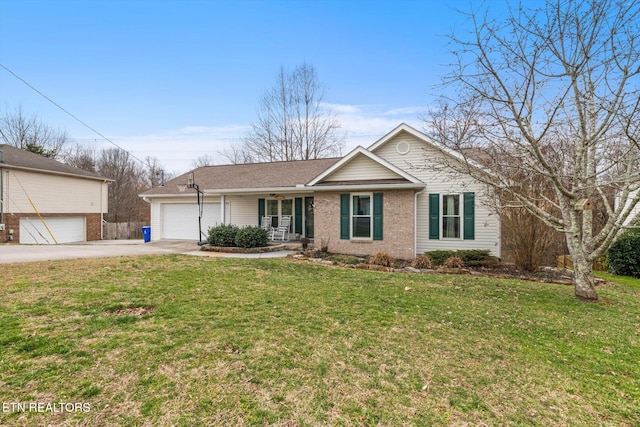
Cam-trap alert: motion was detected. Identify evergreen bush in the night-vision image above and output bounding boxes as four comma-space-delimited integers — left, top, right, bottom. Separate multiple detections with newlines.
425, 249, 496, 267
208, 224, 239, 247
235, 226, 269, 248
607, 229, 640, 278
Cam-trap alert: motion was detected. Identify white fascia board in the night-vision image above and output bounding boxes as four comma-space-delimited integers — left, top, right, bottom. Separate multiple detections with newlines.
307, 146, 422, 186
6, 164, 113, 182
143, 187, 316, 198
311, 183, 426, 192
205, 186, 315, 196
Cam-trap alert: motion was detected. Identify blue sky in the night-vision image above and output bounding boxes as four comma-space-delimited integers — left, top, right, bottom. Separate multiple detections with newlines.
0, 0, 485, 173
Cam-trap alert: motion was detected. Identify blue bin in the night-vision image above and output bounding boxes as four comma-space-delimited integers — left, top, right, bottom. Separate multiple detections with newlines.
142, 226, 151, 243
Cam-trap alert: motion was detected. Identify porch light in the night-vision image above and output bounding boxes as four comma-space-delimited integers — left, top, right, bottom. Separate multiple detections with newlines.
178, 172, 205, 245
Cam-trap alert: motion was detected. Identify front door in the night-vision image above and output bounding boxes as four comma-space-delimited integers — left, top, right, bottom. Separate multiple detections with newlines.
305, 197, 314, 238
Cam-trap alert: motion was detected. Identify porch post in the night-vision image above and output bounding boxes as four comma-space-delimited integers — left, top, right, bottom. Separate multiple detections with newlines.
220, 195, 226, 224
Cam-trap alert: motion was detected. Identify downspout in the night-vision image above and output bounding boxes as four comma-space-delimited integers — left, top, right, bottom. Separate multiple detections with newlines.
414, 187, 427, 257
101, 180, 105, 239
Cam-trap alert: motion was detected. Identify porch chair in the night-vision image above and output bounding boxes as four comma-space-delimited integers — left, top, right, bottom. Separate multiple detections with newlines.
272, 215, 292, 242
261, 215, 275, 240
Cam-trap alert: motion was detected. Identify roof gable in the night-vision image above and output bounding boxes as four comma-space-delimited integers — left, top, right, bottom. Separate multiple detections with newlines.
307, 146, 422, 186
0, 144, 106, 180
367, 123, 491, 174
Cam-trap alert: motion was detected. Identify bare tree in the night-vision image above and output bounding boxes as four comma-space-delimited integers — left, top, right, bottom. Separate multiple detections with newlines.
145, 155, 173, 188
428, 0, 640, 300
0, 106, 69, 159
97, 148, 148, 223
191, 154, 215, 168
242, 63, 344, 162
62, 142, 97, 172
218, 144, 254, 165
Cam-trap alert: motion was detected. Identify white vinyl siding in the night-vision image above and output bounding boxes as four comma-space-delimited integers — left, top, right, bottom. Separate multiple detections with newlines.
373, 132, 501, 257
226, 196, 260, 226
5, 169, 107, 214
323, 154, 402, 182
20, 216, 85, 244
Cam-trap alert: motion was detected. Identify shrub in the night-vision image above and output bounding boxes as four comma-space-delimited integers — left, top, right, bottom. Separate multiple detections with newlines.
425, 249, 496, 267
369, 252, 394, 267
607, 229, 640, 278
425, 250, 456, 266
457, 249, 493, 266
208, 224, 239, 247
235, 226, 269, 248
442, 256, 464, 269
411, 254, 433, 269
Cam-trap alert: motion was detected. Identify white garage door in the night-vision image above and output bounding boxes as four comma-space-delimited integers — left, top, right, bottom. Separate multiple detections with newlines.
20, 217, 85, 244
161, 203, 230, 240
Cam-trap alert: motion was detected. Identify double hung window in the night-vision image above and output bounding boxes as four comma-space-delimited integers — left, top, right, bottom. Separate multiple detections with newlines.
352, 194, 371, 238
442, 194, 461, 238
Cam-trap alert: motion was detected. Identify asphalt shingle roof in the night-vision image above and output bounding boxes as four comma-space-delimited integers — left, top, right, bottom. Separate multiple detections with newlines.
0, 144, 105, 180
142, 157, 341, 195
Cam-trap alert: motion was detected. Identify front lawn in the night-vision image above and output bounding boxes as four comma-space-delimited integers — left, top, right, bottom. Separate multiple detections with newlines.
1, 256, 639, 426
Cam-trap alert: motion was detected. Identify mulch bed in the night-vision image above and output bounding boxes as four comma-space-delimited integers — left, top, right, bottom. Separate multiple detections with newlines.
290, 252, 610, 286
468, 266, 575, 285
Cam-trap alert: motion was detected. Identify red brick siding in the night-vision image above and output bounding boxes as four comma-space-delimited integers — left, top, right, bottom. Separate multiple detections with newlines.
314, 190, 415, 259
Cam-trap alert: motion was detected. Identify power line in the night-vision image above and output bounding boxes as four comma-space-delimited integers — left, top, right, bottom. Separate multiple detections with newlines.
0, 63, 146, 165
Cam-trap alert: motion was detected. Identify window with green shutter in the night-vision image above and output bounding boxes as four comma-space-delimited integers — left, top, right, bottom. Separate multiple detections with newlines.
463, 192, 475, 240
373, 192, 383, 240
429, 193, 439, 239
258, 198, 265, 225
340, 194, 350, 239
341, 192, 384, 240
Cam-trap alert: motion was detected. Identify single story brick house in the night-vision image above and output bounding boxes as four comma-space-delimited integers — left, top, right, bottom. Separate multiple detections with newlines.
140, 124, 501, 259
0, 144, 110, 244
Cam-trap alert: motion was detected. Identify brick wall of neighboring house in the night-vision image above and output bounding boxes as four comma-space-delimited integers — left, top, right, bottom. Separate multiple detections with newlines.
314, 189, 415, 260
0, 213, 102, 243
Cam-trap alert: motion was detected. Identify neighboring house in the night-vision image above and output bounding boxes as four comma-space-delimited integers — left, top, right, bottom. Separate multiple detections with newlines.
140, 124, 501, 259
616, 188, 640, 227
0, 145, 110, 244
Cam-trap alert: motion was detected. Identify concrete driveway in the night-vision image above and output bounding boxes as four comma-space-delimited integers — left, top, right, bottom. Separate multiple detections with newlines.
0, 240, 296, 264
0, 240, 202, 264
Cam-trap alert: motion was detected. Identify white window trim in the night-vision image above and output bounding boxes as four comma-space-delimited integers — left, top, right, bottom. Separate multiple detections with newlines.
351, 192, 373, 240
266, 198, 294, 231
441, 193, 464, 240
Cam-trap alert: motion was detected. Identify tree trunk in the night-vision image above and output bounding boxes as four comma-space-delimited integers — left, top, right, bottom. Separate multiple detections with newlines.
573, 255, 598, 301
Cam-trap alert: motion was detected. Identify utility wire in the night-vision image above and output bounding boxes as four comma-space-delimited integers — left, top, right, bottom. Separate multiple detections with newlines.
0, 63, 146, 165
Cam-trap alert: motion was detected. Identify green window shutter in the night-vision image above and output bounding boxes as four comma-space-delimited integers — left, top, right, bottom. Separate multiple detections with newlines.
340, 194, 350, 239
429, 193, 439, 240
463, 192, 475, 240
258, 198, 265, 225
294, 198, 303, 234
373, 192, 383, 240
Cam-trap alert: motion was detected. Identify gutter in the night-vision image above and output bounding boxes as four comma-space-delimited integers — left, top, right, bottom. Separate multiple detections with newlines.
2, 164, 112, 183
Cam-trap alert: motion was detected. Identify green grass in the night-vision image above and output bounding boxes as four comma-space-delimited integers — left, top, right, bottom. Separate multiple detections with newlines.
596, 271, 640, 288
1, 256, 639, 426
